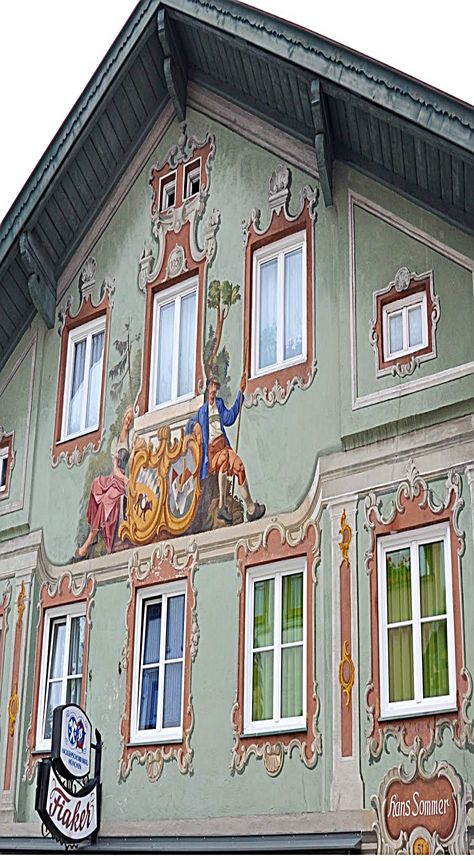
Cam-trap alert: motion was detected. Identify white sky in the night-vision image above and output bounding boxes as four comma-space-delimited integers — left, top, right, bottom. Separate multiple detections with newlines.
1, 0, 473, 224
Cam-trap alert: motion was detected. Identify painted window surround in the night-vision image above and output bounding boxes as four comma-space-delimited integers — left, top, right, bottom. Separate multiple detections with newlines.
25, 573, 94, 780
135, 132, 217, 433
119, 545, 198, 783
364, 463, 468, 760
35, 602, 87, 751
53, 261, 113, 467
377, 521, 456, 721
0, 430, 15, 499
231, 523, 321, 778
243, 165, 318, 409
370, 267, 440, 379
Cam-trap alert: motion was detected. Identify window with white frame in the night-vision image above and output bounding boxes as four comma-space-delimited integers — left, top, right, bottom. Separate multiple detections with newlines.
61, 317, 105, 440
0, 448, 8, 492
160, 173, 176, 210
244, 558, 306, 734
149, 278, 197, 410
252, 231, 306, 378
184, 161, 200, 199
378, 522, 456, 720
382, 292, 428, 361
131, 584, 186, 743
36, 605, 86, 749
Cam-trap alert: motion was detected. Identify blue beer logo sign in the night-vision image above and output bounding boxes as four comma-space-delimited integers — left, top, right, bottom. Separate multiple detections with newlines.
53, 704, 91, 779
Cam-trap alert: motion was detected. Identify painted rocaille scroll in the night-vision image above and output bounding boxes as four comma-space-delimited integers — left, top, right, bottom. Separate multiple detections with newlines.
338, 510, 354, 757
364, 458, 471, 762
230, 521, 321, 777
24, 572, 95, 783
242, 165, 318, 408
118, 543, 199, 783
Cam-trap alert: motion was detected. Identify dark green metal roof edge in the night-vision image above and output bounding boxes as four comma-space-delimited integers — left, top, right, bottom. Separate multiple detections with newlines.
1, 0, 473, 272
0, 0, 156, 259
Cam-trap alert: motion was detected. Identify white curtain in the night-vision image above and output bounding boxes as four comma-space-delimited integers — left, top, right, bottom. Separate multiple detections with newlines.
259, 258, 278, 369
178, 292, 196, 398
67, 338, 86, 434
408, 305, 423, 348
284, 248, 303, 360
85, 330, 104, 429
156, 302, 175, 404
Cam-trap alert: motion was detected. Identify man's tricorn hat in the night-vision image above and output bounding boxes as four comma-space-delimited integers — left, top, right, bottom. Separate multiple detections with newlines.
207, 373, 221, 387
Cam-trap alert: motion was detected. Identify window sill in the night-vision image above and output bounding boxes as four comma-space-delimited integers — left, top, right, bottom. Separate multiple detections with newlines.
251, 354, 307, 381
58, 425, 100, 445
242, 724, 307, 738
135, 394, 202, 437
127, 735, 183, 747
379, 702, 457, 722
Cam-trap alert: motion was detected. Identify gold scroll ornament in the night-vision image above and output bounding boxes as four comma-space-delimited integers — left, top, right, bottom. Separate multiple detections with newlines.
338, 510, 352, 565
338, 640, 355, 707
17, 581, 25, 628
8, 683, 19, 737
119, 426, 201, 546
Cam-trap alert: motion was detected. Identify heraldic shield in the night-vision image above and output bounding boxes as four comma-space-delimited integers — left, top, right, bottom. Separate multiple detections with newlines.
119, 426, 201, 545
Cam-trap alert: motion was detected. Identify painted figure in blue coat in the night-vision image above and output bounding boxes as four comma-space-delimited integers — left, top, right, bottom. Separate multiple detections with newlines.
186, 374, 265, 524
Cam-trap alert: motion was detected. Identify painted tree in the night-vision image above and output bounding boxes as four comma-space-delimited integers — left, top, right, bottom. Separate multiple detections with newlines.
204, 279, 241, 381
109, 320, 141, 403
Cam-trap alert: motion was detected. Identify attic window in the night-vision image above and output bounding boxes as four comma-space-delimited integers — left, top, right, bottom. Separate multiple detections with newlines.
161, 173, 176, 210
0, 449, 8, 493
0, 432, 14, 498
184, 161, 200, 199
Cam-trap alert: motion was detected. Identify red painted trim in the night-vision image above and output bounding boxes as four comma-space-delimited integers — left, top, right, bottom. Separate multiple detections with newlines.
25, 576, 94, 781
367, 490, 464, 751
52, 292, 111, 466
244, 209, 314, 398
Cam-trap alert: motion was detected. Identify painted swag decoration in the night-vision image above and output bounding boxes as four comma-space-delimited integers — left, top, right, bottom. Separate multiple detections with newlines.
76, 126, 265, 559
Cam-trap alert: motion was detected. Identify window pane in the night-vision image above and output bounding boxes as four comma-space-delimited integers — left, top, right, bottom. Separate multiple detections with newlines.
388, 312, 403, 354
165, 595, 185, 660
282, 572, 303, 644
68, 616, 85, 675
386, 548, 411, 623
85, 330, 104, 429
44, 681, 62, 740
139, 667, 159, 730
156, 301, 175, 405
67, 338, 87, 435
422, 619, 449, 697
419, 541, 446, 618
258, 258, 278, 369
49, 620, 66, 680
408, 305, 423, 348
281, 644, 303, 718
178, 292, 196, 398
284, 248, 303, 360
66, 676, 82, 705
252, 651, 273, 721
388, 625, 414, 702
143, 602, 161, 665
253, 579, 274, 648
163, 662, 183, 728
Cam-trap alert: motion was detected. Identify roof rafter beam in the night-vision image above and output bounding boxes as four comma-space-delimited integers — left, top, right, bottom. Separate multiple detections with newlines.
157, 8, 188, 121
310, 79, 333, 206
19, 231, 56, 329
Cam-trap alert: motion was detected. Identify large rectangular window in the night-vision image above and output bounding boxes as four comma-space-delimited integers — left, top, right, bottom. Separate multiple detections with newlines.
61, 317, 105, 440
252, 232, 306, 377
36, 605, 86, 749
378, 523, 456, 719
244, 558, 306, 734
149, 279, 197, 411
131, 584, 186, 743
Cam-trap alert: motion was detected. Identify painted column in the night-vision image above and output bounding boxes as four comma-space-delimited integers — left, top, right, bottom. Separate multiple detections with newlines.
0, 572, 33, 822
328, 497, 363, 810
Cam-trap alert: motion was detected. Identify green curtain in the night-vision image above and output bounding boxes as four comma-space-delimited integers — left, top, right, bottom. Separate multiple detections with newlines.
422, 620, 449, 697
388, 626, 414, 701
386, 548, 411, 623
282, 572, 303, 643
252, 579, 274, 720
419, 541, 446, 617
253, 579, 274, 648
281, 645, 303, 717
252, 652, 273, 720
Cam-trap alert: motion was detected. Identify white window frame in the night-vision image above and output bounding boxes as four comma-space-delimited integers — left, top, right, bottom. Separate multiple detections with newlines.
251, 231, 307, 379
0, 447, 8, 492
382, 291, 428, 362
61, 316, 106, 442
244, 557, 307, 736
130, 581, 187, 745
160, 172, 176, 210
149, 277, 198, 412
36, 603, 86, 752
378, 522, 456, 721
183, 159, 201, 199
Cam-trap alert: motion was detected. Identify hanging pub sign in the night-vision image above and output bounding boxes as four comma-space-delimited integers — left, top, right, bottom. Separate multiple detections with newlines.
35, 703, 102, 848
371, 754, 472, 854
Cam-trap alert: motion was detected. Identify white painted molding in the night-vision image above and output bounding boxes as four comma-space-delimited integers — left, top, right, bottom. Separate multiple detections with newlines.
348, 189, 474, 410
